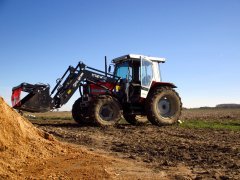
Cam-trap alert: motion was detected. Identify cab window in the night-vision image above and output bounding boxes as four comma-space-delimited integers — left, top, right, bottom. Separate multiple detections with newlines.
141, 59, 153, 87
114, 62, 132, 81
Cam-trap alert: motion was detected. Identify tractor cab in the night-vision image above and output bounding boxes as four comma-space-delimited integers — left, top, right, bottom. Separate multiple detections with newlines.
112, 54, 165, 102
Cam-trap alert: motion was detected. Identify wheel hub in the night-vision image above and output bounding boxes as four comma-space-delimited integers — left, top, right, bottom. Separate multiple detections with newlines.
158, 98, 170, 116
100, 104, 114, 121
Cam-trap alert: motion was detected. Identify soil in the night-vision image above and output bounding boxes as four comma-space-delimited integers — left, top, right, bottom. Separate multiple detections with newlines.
1, 96, 240, 179
0, 97, 181, 179
33, 119, 240, 179
0, 97, 62, 179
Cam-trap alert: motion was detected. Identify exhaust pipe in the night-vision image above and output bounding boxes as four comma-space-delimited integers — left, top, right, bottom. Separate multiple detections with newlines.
105, 56, 107, 77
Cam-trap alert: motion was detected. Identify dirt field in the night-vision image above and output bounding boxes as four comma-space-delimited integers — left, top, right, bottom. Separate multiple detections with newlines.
29, 108, 240, 179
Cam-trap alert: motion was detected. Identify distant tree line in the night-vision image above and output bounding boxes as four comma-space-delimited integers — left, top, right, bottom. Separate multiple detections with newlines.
216, 104, 240, 108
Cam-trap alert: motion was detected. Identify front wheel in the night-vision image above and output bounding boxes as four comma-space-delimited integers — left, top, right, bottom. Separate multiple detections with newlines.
90, 96, 121, 127
146, 87, 182, 126
72, 98, 90, 125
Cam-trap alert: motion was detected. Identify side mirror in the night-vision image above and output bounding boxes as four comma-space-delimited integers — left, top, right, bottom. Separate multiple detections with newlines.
108, 65, 112, 73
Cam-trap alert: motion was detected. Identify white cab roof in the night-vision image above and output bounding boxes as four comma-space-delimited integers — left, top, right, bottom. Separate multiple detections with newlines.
112, 54, 166, 63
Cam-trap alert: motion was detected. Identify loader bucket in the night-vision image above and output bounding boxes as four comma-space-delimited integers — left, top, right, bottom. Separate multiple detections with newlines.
12, 83, 52, 113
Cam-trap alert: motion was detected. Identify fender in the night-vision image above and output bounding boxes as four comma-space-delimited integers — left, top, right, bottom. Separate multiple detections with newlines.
150, 81, 177, 89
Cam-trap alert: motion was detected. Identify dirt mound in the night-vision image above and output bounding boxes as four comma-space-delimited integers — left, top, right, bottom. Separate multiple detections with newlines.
0, 97, 62, 178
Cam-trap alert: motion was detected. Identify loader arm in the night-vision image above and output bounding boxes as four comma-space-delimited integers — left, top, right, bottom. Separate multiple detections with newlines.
12, 62, 120, 112
51, 62, 119, 108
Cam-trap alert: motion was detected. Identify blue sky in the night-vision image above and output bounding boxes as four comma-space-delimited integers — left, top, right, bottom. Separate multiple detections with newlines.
0, 0, 239, 110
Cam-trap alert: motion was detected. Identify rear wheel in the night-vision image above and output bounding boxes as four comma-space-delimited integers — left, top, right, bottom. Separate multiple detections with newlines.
123, 114, 148, 125
146, 87, 182, 126
72, 98, 90, 125
90, 95, 121, 127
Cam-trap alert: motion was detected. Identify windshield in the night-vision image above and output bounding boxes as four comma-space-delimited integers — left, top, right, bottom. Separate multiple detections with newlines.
114, 62, 132, 80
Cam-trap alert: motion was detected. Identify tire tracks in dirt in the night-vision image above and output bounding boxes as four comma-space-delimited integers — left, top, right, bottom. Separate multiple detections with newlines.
32, 120, 240, 179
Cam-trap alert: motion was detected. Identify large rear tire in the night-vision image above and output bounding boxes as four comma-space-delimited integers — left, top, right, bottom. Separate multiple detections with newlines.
72, 98, 90, 125
146, 87, 182, 126
123, 114, 148, 125
90, 95, 121, 127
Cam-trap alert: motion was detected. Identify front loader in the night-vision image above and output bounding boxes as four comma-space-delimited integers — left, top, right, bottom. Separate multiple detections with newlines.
12, 54, 182, 126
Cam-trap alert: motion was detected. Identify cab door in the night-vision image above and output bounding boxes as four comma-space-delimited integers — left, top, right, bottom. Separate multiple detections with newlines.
140, 57, 153, 98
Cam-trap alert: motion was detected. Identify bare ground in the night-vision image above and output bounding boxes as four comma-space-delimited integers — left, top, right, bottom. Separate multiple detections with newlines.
31, 117, 240, 179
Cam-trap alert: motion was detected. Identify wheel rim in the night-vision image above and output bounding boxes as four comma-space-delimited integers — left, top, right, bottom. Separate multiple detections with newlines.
158, 97, 171, 117
99, 104, 114, 121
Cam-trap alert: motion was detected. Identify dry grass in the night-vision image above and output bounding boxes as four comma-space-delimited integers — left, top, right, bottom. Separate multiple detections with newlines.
25, 108, 240, 131
25, 111, 72, 120
181, 108, 240, 121
27, 108, 240, 121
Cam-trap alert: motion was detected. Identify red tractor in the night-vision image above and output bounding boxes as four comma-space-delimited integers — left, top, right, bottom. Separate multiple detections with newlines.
12, 54, 182, 126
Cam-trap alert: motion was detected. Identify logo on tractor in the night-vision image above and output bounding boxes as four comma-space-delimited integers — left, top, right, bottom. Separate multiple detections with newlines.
92, 73, 106, 80
73, 72, 84, 87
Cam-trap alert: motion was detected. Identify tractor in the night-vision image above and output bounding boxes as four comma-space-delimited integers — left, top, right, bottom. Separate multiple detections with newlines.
12, 54, 182, 126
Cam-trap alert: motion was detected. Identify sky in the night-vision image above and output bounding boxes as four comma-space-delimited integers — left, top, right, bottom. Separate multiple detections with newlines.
0, 0, 240, 110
